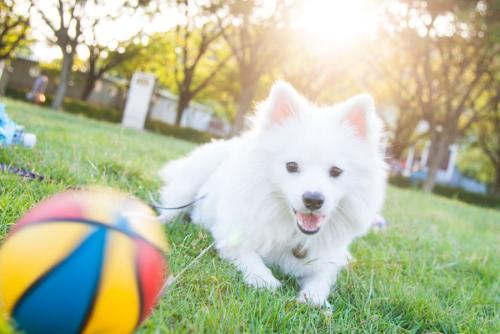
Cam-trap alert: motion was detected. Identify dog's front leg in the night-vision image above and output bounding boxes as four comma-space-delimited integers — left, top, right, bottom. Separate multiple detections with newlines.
297, 269, 335, 307
233, 251, 282, 290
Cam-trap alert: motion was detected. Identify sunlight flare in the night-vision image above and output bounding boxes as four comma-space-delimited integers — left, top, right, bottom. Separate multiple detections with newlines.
296, 0, 378, 45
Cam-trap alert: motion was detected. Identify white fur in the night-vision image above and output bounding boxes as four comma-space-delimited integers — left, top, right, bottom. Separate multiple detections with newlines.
159, 81, 387, 307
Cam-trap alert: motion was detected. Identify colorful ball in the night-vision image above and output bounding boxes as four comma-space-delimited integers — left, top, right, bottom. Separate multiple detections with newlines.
0, 188, 169, 334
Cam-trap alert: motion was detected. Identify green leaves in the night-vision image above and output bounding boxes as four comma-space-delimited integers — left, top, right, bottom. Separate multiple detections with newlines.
0, 0, 31, 60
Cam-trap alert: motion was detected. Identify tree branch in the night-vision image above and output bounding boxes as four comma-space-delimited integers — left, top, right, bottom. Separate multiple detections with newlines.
191, 53, 231, 96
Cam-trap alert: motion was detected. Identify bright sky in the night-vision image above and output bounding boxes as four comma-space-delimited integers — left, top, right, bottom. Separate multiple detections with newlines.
296, 0, 379, 45
31, 1, 180, 62
31, 0, 379, 62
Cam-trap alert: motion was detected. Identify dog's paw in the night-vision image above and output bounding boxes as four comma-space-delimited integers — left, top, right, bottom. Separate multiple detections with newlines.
297, 288, 331, 308
244, 273, 282, 291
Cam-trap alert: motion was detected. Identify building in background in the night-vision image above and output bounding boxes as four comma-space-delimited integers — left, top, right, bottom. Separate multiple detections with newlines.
378, 105, 488, 194
149, 89, 230, 137
0, 57, 230, 137
402, 142, 487, 194
2, 56, 127, 110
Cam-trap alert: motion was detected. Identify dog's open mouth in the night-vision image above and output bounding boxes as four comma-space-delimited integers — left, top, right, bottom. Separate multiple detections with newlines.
294, 210, 324, 235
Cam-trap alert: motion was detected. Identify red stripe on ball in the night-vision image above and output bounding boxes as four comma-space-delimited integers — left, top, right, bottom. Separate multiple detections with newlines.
136, 239, 167, 321
13, 192, 84, 233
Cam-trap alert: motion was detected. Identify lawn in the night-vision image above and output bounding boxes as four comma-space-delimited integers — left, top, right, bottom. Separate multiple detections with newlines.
1, 98, 499, 333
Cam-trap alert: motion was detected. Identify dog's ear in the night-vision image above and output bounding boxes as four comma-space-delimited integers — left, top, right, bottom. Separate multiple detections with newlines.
341, 94, 382, 141
266, 81, 303, 126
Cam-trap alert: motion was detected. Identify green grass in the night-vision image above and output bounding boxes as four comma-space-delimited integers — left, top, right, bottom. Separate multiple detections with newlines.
6, 88, 215, 143
1, 98, 499, 333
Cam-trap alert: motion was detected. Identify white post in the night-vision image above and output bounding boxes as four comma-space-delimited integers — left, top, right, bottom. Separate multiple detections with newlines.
0, 60, 6, 96
445, 144, 458, 182
122, 72, 156, 130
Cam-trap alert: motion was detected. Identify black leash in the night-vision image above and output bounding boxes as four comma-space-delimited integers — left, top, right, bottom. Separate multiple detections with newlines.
150, 194, 207, 211
1, 161, 205, 211
0, 163, 45, 181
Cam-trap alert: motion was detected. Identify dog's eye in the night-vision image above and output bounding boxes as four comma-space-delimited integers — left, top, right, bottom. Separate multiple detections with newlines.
329, 166, 343, 177
286, 162, 299, 173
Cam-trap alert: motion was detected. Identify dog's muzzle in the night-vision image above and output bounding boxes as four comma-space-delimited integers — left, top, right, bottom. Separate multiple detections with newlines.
293, 209, 324, 235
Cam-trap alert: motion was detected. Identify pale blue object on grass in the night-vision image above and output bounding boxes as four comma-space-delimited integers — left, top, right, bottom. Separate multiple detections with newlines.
0, 103, 15, 146
0, 103, 36, 148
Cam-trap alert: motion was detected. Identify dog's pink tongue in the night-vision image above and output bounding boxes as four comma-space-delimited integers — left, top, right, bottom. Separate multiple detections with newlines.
297, 212, 321, 230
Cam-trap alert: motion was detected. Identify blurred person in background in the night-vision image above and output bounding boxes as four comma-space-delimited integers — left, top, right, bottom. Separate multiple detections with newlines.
26, 70, 48, 104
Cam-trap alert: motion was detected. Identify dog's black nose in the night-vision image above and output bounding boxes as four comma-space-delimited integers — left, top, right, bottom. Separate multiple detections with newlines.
302, 192, 324, 211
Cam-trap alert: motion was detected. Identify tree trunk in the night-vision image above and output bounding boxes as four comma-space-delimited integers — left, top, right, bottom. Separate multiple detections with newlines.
422, 136, 452, 192
493, 164, 500, 196
175, 93, 190, 126
232, 77, 256, 135
0, 60, 7, 96
390, 139, 407, 161
81, 72, 98, 101
390, 118, 415, 160
52, 51, 74, 110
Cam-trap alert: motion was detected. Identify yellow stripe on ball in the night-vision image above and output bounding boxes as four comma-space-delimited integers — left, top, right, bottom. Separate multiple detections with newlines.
0, 223, 92, 313
83, 231, 140, 334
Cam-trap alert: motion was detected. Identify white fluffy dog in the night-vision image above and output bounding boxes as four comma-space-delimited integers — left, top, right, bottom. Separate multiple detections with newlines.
159, 81, 387, 306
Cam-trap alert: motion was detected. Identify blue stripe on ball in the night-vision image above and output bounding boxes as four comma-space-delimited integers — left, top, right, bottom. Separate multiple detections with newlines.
13, 227, 107, 334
